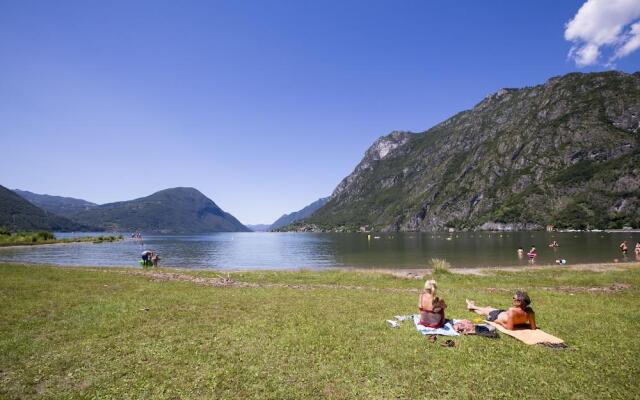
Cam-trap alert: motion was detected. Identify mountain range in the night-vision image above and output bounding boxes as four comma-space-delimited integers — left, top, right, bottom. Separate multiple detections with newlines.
6, 71, 639, 233
4, 187, 249, 233
245, 224, 271, 232
291, 71, 640, 231
14, 189, 97, 218
0, 185, 94, 232
69, 187, 249, 233
270, 197, 329, 230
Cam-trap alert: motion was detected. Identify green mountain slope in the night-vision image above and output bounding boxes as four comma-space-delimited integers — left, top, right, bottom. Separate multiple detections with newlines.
270, 197, 329, 230
70, 187, 250, 233
0, 185, 93, 232
302, 71, 640, 231
14, 189, 97, 218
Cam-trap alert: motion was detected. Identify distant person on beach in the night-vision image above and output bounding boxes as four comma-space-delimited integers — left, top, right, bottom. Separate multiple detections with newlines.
517, 247, 524, 259
549, 240, 558, 248
619, 241, 628, 255
141, 250, 152, 266
152, 252, 160, 268
466, 290, 537, 330
418, 279, 447, 329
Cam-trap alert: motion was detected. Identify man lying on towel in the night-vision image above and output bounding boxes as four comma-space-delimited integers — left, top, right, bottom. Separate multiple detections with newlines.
465, 290, 537, 330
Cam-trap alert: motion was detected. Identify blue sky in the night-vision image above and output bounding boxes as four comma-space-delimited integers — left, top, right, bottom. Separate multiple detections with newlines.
1, 1, 639, 225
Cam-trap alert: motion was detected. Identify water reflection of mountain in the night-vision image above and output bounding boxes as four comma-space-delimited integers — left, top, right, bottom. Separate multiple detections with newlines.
0, 232, 638, 270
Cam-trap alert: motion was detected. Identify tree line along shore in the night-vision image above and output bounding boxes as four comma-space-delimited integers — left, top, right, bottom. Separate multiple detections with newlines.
0, 229, 123, 247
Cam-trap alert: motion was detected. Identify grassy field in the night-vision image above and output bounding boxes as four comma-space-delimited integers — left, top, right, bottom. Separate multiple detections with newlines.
1, 263, 639, 399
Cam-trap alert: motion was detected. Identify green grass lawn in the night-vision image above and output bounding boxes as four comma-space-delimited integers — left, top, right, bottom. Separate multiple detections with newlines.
1, 263, 639, 399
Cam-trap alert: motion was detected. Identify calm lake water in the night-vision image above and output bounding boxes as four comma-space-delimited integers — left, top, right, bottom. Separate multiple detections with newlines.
0, 231, 639, 270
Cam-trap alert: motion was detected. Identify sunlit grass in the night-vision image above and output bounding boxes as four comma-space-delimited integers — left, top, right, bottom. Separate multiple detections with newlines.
1, 263, 639, 399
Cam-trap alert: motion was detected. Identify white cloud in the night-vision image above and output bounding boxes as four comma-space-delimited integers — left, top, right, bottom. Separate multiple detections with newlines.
565, 0, 640, 67
615, 21, 640, 58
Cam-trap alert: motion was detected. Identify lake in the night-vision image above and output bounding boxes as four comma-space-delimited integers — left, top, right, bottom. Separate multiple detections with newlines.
0, 231, 638, 270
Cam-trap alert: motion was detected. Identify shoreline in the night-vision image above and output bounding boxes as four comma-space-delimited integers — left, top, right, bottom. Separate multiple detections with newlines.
344, 260, 640, 278
2, 260, 638, 277
0, 236, 124, 249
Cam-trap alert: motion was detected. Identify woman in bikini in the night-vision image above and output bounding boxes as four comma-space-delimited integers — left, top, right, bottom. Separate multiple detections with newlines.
418, 279, 447, 328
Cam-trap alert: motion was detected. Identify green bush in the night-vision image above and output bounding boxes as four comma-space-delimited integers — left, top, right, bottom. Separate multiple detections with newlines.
35, 231, 55, 241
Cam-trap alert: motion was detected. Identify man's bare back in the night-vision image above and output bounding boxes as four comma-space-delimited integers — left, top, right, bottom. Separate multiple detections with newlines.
493, 306, 536, 330
466, 290, 537, 330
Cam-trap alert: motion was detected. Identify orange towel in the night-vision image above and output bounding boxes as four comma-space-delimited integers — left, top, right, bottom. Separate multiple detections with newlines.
486, 321, 564, 345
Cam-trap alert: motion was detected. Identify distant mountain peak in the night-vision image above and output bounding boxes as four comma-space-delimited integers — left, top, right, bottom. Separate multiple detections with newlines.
71, 187, 248, 234
270, 197, 329, 230
1, 185, 94, 232
13, 189, 97, 219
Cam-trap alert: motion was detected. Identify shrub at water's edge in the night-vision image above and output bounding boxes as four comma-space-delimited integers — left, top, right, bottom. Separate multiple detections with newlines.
430, 258, 451, 274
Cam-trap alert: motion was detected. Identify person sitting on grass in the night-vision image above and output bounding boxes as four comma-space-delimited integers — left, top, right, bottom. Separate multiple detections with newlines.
418, 279, 447, 328
465, 290, 537, 330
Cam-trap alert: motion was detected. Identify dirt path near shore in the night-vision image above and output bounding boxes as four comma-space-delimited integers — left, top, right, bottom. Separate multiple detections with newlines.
122, 268, 633, 294
363, 262, 639, 279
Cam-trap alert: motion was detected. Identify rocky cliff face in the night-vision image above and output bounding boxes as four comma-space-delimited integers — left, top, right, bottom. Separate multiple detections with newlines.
303, 71, 640, 231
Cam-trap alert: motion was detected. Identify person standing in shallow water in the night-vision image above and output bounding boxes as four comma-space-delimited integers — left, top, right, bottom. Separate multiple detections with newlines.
141, 250, 152, 266
619, 241, 628, 255
527, 245, 537, 263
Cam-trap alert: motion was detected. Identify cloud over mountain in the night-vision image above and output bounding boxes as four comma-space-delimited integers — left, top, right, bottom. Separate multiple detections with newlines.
565, 0, 640, 67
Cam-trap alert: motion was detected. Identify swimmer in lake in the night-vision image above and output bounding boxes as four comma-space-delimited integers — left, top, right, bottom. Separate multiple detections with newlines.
527, 245, 537, 263
620, 241, 628, 255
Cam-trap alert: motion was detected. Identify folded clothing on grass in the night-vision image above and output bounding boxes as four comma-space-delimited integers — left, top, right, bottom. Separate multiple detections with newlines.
388, 315, 459, 336
412, 314, 460, 336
